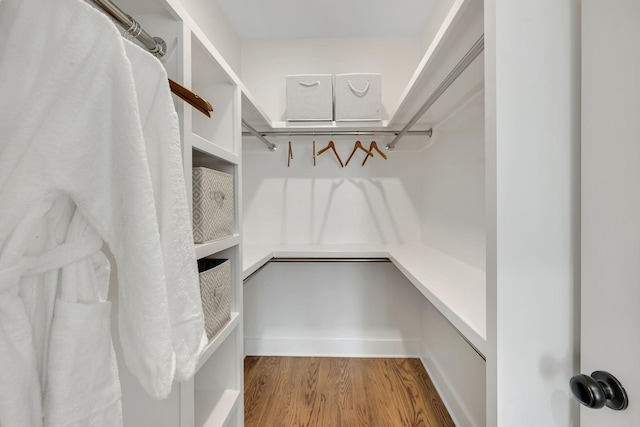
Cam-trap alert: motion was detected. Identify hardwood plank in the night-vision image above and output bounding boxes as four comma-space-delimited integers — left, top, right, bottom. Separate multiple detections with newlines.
244, 356, 281, 425
283, 357, 320, 426
262, 357, 297, 424
360, 358, 400, 427
245, 357, 455, 427
408, 358, 456, 427
351, 358, 372, 427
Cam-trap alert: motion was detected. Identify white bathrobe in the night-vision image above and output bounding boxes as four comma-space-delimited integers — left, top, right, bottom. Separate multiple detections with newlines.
0, 0, 201, 425
123, 40, 206, 382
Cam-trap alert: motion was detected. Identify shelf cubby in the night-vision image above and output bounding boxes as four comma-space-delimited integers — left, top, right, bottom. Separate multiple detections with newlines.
194, 328, 243, 427
191, 35, 237, 153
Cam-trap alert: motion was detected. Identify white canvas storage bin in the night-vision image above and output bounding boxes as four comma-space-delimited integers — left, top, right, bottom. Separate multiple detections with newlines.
334, 73, 382, 121
286, 74, 333, 121
192, 167, 234, 243
197, 259, 231, 341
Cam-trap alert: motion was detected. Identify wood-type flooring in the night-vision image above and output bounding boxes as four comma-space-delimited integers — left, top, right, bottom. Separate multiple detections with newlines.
244, 356, 455, 427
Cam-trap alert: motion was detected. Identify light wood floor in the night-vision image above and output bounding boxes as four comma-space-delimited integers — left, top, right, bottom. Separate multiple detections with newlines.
244, 356, 455, 427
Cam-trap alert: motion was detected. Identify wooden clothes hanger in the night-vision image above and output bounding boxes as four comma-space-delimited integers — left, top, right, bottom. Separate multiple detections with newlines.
168, 79, 213, 117
313, 140, 316, 166
361, 140, 388, 166
345, 140, 373, 166
317, 140, 344, 167
288, 140, 293, 167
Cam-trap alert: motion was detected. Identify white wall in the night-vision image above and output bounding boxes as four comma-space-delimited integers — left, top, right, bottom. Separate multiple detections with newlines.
244, 261, 424, 356
242, 137, 423, 245
421, 94, 485, 270
178, 0, 242, 74
240, 36, 422, 121
485, 0, 580, 426
421, 300, 486, 427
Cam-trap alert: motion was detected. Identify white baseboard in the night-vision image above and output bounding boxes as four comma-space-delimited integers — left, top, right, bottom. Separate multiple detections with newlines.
420, 343, 479, 427
245, 337, 421, 358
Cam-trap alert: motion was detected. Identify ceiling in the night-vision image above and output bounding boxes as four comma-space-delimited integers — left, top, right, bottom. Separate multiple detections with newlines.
216, 0, 436, 40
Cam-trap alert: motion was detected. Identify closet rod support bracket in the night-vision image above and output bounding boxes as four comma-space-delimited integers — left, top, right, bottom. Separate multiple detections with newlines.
385, 128, 433, 151
266, 136, 277, 151
151, 37, 167, 58
91, 0, 167, 58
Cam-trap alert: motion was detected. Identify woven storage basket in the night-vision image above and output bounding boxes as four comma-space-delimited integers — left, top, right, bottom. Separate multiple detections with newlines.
197, 259, 231, 341
192, 167, 234, 243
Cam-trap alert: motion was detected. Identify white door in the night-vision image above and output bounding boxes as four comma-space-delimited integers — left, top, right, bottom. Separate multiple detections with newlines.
579, 1, 640, 425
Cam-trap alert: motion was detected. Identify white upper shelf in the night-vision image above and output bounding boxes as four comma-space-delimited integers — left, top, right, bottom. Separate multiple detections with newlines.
239, 0, 484, 135
388, 0, 484, 130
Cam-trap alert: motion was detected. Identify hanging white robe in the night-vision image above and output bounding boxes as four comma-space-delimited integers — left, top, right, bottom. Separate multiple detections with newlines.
123, 40, 206, 382
0, 0, 192, 424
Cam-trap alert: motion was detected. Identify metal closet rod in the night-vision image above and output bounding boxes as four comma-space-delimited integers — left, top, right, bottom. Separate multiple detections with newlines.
270, 257, 391, 263
242, 119, 277, 151
386, 34, 485, 151
242, 257, 390, 282
241, 129, 433, 138
92, 0, 167, 57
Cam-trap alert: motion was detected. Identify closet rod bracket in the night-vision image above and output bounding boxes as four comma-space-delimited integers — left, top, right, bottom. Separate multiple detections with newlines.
91, 0, 167, 57
385, 128, 433, 151
151, 37, 167, 58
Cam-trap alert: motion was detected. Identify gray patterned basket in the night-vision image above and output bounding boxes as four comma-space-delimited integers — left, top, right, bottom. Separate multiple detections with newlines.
192, 167, 234, 243
197, 259, 231, 341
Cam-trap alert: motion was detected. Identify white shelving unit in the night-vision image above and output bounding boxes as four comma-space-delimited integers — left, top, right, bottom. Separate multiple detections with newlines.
195, 235, 241, 260
123, 1, 244, 426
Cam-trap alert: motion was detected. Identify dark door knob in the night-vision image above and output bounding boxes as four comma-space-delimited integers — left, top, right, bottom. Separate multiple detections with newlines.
570, 371, 629, 410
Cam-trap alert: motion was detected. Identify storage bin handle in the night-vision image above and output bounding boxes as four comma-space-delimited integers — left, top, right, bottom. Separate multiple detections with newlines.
210, 190, 225, 205
298, 80, 321, 87
347, 80, 370, 97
